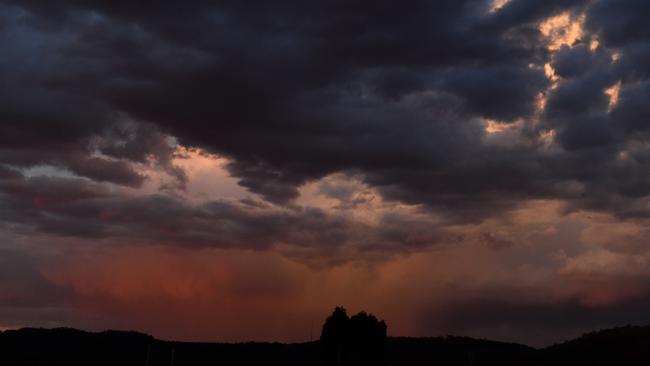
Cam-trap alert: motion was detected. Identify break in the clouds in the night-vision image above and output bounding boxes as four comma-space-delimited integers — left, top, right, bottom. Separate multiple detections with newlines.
2, 0, 650, 346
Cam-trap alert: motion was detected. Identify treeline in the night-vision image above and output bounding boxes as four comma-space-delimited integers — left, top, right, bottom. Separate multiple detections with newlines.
1, 308, 650, 365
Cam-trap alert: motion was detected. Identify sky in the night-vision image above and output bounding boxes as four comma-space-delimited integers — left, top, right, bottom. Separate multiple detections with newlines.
1, 0, 650, 347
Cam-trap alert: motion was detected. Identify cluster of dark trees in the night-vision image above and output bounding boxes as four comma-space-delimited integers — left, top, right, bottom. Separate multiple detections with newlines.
320, 306, 388, 365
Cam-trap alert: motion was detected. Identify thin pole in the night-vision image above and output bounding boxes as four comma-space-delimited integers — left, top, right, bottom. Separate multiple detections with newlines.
170, 348, 175, 366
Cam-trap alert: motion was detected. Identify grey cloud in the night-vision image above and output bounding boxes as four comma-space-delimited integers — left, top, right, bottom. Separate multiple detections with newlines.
1, 0, 650, 226
0, 174, 448, 260
0, 0, 560, 212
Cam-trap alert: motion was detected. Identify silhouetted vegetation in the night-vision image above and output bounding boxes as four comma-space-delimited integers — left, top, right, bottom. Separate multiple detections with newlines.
2, 312, 650, 365
537, 325, 650, 365
320, 306, 387, 365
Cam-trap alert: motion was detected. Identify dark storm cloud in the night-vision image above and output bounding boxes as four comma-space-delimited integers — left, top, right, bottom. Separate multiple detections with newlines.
552, 45, 601, 79
0, 4, 185, 188
443, 64, 549, 121
514, 0, 650, 218
2, 0, 650, 223
0, 0, 559, 212
585, 0, 650, 47
611, 82, 650, 135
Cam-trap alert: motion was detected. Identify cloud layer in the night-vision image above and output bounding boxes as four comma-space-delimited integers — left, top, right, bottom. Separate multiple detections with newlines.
2, 0, 650, 346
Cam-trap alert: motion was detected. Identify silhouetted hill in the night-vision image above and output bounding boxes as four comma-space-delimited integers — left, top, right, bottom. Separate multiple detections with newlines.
538, 325, 650, 365
387, 336, 534, 365
3, 325, 650, 365
0, 328, 320, 366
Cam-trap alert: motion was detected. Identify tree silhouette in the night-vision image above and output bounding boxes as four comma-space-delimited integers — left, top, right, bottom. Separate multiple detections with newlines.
319, 306, 387, 366
320, 306, 350, 365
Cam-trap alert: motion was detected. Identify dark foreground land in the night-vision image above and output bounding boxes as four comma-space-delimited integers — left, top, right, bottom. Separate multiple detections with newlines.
2, 325, 650, 365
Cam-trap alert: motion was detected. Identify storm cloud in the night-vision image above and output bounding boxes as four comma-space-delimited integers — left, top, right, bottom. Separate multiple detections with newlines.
2, 0, 650, 346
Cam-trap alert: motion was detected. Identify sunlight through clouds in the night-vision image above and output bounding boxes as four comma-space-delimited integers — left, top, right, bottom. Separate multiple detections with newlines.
540, 12, 585, 51
604, 81, 621, 111
489, 0, 511, 13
